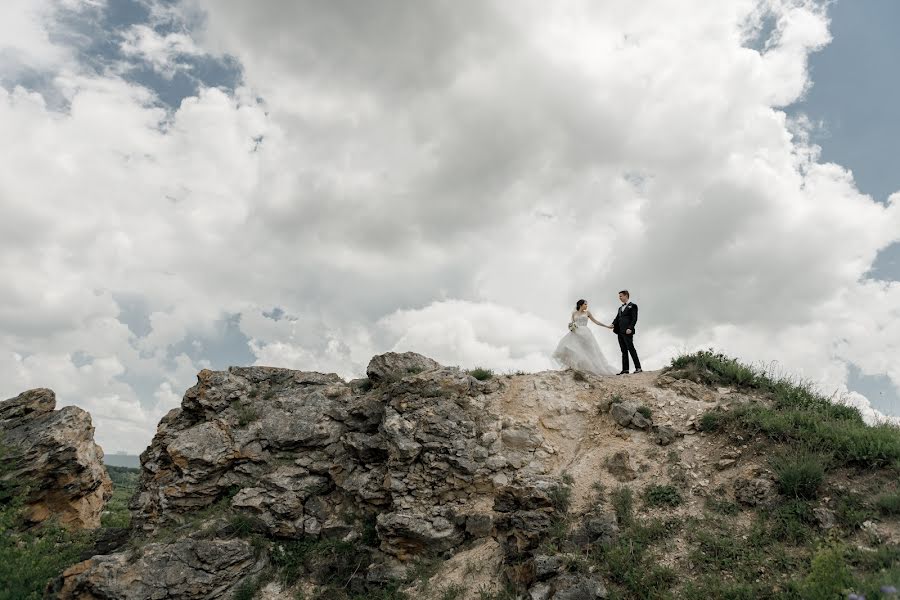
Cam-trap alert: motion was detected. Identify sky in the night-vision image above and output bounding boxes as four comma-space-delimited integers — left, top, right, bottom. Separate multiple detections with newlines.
1, 0, 898, 454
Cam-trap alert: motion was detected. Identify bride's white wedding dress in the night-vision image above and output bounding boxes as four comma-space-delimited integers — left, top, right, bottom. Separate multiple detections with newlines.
552, 311, 616, 376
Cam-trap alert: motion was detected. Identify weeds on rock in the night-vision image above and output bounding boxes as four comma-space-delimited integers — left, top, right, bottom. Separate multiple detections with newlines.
469, 367, 494, 381
230, 400, 260, 427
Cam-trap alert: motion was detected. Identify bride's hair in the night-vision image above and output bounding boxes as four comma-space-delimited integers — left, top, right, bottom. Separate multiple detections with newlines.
575, 299, 586, 311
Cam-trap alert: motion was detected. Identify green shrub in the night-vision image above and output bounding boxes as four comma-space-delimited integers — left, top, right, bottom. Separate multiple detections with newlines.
636, 405, 652, 419
799, 543, 854, 599
469, 368, 494, 381
769, 451, 826, 499
610, 486, 634, 528
876, 492, 900, 516
573, 371, 586, 382
698, 410, 726, 432
643, 484, 682, 508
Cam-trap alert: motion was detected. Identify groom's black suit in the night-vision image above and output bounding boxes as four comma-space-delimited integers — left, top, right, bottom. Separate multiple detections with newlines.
612, 302, 641, 372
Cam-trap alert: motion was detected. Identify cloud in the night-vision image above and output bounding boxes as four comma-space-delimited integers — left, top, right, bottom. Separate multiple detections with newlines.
119, 25, 201, 78
1, 0, 898, 453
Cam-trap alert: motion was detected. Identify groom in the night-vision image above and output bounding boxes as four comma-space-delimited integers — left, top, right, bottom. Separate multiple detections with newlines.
612, 290, 642, 375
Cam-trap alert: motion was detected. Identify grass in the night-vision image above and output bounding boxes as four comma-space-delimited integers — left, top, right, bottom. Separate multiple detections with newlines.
469, 367, 494, 381
642, 484, 682, 508
636, 405, 652, 419
669, 351, 900, 469
768, 451, 826, 499
876, 492, 900, 516
593, 516, 681, 599
610, 486, 634, 528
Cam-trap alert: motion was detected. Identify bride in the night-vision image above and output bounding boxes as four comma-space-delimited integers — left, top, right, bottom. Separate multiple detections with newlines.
552, 299, 616, 376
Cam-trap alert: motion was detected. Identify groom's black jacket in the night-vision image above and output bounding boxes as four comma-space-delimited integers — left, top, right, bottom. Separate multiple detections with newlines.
612, 302, 638, 335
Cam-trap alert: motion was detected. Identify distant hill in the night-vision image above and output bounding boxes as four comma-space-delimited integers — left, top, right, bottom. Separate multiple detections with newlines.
103, 453, 140, 468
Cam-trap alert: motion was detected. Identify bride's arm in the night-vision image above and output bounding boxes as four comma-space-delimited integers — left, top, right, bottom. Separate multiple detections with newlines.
588, 311, 613, 329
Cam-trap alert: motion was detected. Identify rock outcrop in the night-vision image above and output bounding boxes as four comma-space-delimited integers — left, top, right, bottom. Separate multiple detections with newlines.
49, 352, 789, 599
0, 388, 112, 529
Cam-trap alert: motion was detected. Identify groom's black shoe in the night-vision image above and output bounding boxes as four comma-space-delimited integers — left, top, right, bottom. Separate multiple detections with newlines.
634, 369, 643, 373
616, 371, 629, 375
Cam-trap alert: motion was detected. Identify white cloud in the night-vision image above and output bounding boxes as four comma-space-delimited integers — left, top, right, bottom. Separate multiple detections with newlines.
0, 0, 898, 453
119, 25, 201, 79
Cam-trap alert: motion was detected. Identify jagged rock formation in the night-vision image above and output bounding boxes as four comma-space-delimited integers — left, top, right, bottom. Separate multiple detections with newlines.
0, 388, 112, 530
49, 351, 899, 599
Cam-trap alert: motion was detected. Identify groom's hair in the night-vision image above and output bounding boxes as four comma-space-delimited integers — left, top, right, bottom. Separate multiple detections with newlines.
619, 290, 630, 297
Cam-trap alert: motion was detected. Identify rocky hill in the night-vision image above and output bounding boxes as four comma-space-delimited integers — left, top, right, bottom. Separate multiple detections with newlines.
8, 351, 897, 599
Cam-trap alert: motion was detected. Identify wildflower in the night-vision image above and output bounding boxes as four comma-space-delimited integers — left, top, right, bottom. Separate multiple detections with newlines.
880, 586, 898, 595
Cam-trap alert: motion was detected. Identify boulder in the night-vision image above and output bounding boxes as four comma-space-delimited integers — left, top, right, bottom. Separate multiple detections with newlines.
653, 425, 679, 446
734, 476, 777, 507
605, 451, 637, 482
550, 573, 609, 599
366, 352, 442, 382
608, 400, 652, 430
0, 388, 112, 529
49, 538, 266, 599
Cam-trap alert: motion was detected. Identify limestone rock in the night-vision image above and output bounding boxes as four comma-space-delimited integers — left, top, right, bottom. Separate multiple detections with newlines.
366, 352, 442, 382
734, 476, 777, 507
549, 573, 609, 599
609, 401, 638, 427
533, 554, 565, 580
653, 425, 679, 446
608, 400, 652, 430
376, 512, 464, 559
813, 507, 837, 530
0, 388, 112, 529
605, 451, 637, 482
658, 378, 717, 403
49, 538, 266, 599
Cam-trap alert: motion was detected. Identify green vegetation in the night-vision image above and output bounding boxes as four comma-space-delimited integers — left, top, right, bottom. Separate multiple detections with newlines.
0, 437, 94, 600
271, 537, 408, 600
668, 350, 900, 469
102, 465, 139, 528
636, 405, 652, 419
876, 492, 900, 516
642, 484, 682, 508
230, 399, 260, 427
768, 451, 826, 499
469, 367, 494, 381
610, 486, 634, 529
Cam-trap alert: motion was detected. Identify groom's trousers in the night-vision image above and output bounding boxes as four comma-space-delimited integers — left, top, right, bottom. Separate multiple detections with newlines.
617, 334, 641, 372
